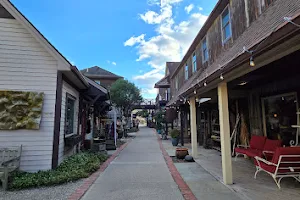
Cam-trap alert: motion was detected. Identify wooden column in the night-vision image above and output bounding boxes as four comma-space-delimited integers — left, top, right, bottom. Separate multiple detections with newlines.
190, 97, 198, 158
218, 82, 233, 185
180, 110, 184, 146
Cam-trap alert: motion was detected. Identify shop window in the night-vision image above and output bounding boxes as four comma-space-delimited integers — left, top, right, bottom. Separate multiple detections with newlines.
221, 7, 232, 43
65, 94, 76, 136
262, 93, 298, 146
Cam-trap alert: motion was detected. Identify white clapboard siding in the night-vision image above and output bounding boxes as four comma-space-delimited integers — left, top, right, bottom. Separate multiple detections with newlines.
0, 18, 58, 172
58, 81, 80, 164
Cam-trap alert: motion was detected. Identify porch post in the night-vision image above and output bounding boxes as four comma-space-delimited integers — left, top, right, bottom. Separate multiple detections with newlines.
190, 96, 198, 158
218, 82, 233, 185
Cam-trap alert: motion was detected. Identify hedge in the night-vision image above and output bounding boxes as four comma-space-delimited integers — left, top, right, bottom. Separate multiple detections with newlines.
9, 152, 108, 190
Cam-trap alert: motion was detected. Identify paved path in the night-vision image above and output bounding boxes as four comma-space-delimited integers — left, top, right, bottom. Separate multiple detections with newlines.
82, 127, 184, 200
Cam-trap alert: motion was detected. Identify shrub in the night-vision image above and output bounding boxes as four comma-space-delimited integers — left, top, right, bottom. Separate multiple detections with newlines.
9, 152, 108, 190
170, 129, 180, 138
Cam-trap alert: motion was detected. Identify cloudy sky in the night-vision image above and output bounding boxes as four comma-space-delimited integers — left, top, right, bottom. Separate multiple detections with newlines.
11, 0, 217, 98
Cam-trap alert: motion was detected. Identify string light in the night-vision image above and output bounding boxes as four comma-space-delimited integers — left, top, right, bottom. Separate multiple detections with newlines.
220, 73, 224, 80
284, 17, 300, 28
204, 81, 207, 87
194, 89, 197, 94
249, 56, 255, 67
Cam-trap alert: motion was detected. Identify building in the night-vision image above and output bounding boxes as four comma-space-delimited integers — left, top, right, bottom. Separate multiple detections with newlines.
81, 66, 123, 90
158, 0, 300, 185
0, 0, 109, 172
155, 62, 180, 109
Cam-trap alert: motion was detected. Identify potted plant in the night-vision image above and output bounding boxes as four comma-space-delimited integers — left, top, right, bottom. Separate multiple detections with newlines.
156, 123, 163, 134
170, 129, 180, 146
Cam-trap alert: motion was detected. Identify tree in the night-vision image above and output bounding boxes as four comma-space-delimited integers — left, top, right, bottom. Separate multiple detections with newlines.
136, 110, 149, 118
110, 79, 143, 117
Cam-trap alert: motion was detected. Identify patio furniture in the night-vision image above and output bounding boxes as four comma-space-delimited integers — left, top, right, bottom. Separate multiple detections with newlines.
254, 147, 300, 189
235, 135, 282, 160
0, 146, 22, 190
235, 135, 266, 160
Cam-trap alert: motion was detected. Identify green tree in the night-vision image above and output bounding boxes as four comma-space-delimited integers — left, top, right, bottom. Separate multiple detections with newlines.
136, 110, 149, 118
110, 79, 143, 116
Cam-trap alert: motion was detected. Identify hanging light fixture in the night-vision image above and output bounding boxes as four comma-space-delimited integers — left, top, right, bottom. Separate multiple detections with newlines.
194, 89, 197, 94
204, 81, 207, 87
220, 73, 224, 80
249, 56, 255, 67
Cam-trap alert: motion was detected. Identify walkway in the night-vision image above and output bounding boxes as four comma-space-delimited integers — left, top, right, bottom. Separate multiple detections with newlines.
81, 127, 184, 200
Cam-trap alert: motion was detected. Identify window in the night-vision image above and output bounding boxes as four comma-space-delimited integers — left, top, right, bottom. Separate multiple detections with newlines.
65, 94, 76, 136
202, 38, 209, 62
185, 64, 189, 80
192, 52, 197, 73
175, 76, 179, 90
221, 7, 232, 42
95, 80, 101, 85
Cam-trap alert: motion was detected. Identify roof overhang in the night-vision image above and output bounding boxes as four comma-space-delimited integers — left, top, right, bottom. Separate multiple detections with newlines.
83, 77, 109, 105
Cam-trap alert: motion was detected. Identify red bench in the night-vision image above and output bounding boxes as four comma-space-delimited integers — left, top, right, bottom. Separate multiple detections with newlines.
235, 135, 282, 160
254, 147, 300, 188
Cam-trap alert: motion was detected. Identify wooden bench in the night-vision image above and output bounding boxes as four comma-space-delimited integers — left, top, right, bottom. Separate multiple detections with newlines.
0, 146, 22, 190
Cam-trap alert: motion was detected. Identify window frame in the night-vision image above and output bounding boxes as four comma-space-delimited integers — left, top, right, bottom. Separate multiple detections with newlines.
184, 64, 189, 80
221, 6, 232, 44
64, 93, 76, 137
202, 37, 209, 63
192, 52, 197, 73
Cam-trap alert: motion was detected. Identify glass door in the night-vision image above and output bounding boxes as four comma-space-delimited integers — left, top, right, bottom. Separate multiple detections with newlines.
262, 93, 298, 146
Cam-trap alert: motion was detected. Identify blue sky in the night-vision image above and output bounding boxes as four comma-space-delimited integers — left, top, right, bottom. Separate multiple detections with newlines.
11, 0, 217, 99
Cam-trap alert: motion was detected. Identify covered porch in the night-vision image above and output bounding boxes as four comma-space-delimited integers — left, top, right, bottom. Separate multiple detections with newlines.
169, 15, 300, 187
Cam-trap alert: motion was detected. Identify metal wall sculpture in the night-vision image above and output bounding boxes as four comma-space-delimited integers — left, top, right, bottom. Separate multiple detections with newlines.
0, 91, 44, 130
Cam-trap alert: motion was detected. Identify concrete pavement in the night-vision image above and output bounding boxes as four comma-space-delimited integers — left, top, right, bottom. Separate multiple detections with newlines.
81, 127, 184, 200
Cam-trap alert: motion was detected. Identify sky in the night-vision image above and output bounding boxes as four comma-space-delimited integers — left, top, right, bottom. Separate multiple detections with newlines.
11, 0, 218, 99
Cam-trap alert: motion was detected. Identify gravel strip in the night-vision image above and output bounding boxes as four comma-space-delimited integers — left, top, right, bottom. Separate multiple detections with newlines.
0, 178, 86, 200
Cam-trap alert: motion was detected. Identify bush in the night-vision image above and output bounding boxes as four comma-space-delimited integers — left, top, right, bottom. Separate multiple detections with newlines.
9, 152, 108, 190
170, 129, 180, 138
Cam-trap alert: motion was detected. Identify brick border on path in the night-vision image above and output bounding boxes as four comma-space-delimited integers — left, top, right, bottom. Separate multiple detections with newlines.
68, 139, 131, 200
155, 130, 197, 200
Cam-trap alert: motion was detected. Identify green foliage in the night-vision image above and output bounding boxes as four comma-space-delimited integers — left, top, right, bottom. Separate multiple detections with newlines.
9, 152, 108, 190
110, 79, 143, 112
170, 129, 180, 138
154, 110, 165, 130
136, 110, 149, 118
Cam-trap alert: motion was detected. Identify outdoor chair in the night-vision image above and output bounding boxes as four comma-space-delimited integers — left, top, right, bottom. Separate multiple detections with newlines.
254, 146, 300, 189
235, 135, 282, 161
0, 146, 22, 190
235, 135, 266, 160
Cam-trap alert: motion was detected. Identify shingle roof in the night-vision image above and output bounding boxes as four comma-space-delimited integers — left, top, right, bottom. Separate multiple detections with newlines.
81, 66, 123, 79
154, 76, 170, 88
166, 62, 180, 76
167, 0, 300, 106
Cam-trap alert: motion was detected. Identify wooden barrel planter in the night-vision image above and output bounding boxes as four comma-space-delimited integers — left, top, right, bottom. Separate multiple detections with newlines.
175, 148, 189, 159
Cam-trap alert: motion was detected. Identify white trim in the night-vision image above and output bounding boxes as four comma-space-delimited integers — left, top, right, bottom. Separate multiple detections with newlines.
0, 0, 71, 71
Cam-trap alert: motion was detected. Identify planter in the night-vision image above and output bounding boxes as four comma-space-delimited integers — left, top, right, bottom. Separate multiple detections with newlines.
157, 129, 162, 134
171, 137, 179, 146
65, 135, 82, 147
176, 148, 189, 159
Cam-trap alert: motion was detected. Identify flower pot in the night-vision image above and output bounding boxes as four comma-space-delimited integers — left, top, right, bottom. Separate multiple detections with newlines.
176, 148, 189, 159
171, 137, 179, 146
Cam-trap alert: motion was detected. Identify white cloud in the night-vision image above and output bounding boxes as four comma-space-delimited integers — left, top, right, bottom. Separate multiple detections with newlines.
185, 4, 194, 14
124, 34, 146, 46
124, 0, 208, 98
112, 62, 117, 66
198, 7, 203, 11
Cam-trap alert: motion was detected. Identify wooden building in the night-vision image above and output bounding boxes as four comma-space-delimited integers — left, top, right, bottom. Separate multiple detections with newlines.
0, 0, 109, 172
159, 0, 300, 184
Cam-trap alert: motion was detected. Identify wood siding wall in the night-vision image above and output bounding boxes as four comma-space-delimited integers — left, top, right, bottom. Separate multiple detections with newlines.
0, 18, 58, 172
170, 0, 269, 96
58, 81, 80, 164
